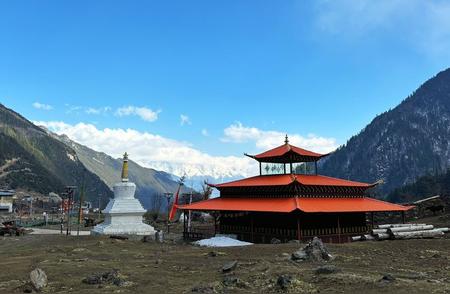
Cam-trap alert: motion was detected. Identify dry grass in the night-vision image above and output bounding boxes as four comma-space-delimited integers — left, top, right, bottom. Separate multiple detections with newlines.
0, 232, 449, 293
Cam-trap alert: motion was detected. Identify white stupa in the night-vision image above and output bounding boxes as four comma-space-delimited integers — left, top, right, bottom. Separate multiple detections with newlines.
91, 153, 156, 236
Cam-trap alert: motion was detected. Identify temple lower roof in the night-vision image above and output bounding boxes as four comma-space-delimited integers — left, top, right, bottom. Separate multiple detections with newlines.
210, 174, 376, 189
179, 197, 413, 213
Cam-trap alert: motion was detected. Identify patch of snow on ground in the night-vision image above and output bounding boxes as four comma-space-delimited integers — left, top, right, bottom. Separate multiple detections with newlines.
67, 152, 76, 161
193, 236, 253, 247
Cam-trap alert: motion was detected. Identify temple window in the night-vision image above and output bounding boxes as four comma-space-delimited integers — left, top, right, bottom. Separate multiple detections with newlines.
292, 162, 316, 175
261, 162, 285, 175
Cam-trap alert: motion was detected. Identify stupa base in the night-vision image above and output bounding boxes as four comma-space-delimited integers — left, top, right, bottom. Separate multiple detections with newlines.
91, 222, 156, 236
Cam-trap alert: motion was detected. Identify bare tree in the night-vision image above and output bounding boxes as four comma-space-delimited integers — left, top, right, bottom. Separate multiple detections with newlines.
149, 193, 163, 221
201, 180, 213, 200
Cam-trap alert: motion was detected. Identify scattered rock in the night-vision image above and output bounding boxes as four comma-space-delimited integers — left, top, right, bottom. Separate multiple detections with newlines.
208, 251, 218, 257
223, 276, 239, 287
191, 285, 215, 293
222, 261, 238, 273
291, 237, 332, 262
155, 259, 163, 265
277, 274, 292, 290
380, 274, 396, 283
72, 247, 86, 253
22, 283, 33, 293
96, 241, 105, 246
222, 276, 249, 288
288, 239, 301, 244
315, 265, 340, 275
30, 268, 47, 292
82, 269, 129, 287
271, 238, 281, 244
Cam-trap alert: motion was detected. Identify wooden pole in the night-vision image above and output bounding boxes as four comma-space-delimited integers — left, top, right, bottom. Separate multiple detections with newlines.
77, 170, 86, 237
392, 229, 444, 240
259, 162, 262, 175
401, 211, 406, 224
296, 214, 301, 241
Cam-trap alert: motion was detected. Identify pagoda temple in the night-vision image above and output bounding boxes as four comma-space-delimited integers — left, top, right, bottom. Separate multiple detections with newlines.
180, 136, 412, 243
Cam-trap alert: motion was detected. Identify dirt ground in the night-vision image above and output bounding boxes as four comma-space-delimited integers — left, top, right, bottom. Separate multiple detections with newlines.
0, 230, 449, 294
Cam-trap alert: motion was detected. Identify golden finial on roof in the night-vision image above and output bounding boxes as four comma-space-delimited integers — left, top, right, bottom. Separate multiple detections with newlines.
285, 134, 289, 145
121, 152, 129, 182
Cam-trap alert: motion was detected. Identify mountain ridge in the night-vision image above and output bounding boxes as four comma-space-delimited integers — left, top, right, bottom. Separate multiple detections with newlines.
321, 68, 450, 197
0, 103, 114, 205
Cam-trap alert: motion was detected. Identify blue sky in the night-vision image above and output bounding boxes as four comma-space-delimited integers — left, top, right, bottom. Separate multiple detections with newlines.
1, 1, 450, 178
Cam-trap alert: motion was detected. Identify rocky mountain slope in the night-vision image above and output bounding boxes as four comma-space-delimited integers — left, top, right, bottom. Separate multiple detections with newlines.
0, 103, 113, 205
52, 133, 189, 210
321, 68, 450, 197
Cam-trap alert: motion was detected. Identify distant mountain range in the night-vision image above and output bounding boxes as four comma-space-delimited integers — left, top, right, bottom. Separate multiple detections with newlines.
321, 68, 450, 198
52, 133, 190, 209
0, 103, 113, 205
3, 68, 450, 205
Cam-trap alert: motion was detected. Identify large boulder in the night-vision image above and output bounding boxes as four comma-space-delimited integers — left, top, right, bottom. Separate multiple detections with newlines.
30, 268, 48, 292
291, 237, 333, 262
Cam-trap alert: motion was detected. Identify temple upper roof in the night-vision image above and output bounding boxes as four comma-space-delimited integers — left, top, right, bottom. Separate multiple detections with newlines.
245, 135, 329, 163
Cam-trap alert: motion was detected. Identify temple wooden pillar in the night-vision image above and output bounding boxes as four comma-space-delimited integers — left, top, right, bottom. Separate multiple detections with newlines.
250, 214, 254, 242
401, 211, 406, 224
214, 214, 217, 235
337, 215, 341, 243
296, 214, 301, 241
370, 212, 374, 228
183, 211, 187, 239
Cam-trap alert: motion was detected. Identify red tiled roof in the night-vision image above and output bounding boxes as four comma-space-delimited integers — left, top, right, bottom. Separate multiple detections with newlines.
180, 197, 413, 213
211, 174, 373, 188
246, 142, 328, 162
254, 143, 325, 159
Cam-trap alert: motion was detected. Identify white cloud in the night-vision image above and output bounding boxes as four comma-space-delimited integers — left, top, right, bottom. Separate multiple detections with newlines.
222, 122, 338, 154
32, 102, 53, 110
201, 129, 209, 136
85, 106, 111, 115
313, 0, 450, 57
115, 106, 161, 122
180, 114, 191, 126
34, 121, 255, 179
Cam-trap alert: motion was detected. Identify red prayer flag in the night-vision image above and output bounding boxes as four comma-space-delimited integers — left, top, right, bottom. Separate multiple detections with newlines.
169, 182, 183, 221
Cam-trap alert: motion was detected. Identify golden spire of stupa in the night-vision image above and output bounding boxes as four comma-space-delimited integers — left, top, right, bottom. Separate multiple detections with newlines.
121, 152, 129, 182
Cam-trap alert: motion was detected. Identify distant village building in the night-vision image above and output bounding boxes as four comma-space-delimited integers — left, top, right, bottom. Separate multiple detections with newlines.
181, 136, 412, 243
0, 189, 15, 213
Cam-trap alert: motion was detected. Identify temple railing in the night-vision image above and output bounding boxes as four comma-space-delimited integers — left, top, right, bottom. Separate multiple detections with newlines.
219, 225, 369, 243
